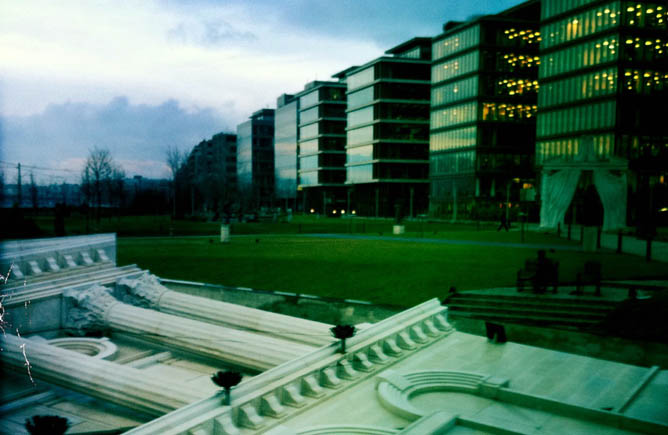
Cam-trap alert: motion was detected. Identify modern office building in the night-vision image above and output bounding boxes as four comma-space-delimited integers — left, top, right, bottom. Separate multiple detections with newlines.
274, 94, 299, 211
237, 109, 276, 210
183, 132, 237, 214
430, 1, 540, 220
536, 0, 668, 230
295, 81, 347, 215
342, 38, 432, 218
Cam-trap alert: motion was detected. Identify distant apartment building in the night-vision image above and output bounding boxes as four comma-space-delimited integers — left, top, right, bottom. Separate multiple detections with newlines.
430, 0, 540, 220
341, 37, 432, 218
184, 132, 237, 214
237, 109, 275, 210
536, 0, 668, 230
295, 81, 347, 214
274, 94, 299, 211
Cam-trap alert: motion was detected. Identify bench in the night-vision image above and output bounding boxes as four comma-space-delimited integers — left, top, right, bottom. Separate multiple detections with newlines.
517, 258, 559, 294
574, 261, 602, 296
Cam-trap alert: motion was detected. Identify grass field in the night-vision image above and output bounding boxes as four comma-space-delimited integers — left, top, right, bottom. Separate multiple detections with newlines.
117, 233, 668, 307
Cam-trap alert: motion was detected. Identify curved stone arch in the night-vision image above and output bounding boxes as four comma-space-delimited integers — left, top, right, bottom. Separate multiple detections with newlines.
47, 337, 118, 360
376, 370, 507, 420
298, 425, 398, 434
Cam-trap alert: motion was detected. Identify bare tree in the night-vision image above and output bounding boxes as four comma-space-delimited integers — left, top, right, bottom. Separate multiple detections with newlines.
81, 147, 114, 222
166, 146, 185, 217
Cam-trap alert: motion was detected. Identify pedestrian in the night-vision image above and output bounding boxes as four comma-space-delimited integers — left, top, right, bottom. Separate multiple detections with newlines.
497, 206, 510, 231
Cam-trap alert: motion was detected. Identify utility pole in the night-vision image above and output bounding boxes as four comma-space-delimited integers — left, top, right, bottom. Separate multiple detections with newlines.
16, 163, 22, 207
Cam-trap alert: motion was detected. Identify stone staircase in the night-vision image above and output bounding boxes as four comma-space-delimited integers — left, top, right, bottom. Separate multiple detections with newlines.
444, 291, 620, 330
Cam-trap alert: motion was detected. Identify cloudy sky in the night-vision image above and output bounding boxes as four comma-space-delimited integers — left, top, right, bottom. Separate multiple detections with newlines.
1, 0, 524, 182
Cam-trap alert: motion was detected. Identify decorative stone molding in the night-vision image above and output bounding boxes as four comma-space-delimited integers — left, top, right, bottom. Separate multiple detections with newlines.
47, 337, 118, 360
124, 300, 455, 435
27, 260, 43, 275
376, 370, 497, 419
63, 284, 121, 331
117, 272, 168, 308
45, 256, 60, 272
62, 254, 78, 268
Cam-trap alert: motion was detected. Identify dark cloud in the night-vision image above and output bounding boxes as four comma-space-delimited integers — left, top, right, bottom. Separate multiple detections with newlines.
2, 97, 230, 178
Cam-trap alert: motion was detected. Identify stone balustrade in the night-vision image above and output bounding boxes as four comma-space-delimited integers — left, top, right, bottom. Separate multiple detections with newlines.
124, 299, 454, 435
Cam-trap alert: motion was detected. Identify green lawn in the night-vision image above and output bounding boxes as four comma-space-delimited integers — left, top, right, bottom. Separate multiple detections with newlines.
117, 234, 668, 307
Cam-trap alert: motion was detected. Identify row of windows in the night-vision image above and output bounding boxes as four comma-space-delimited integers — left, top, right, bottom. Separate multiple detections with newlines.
432, 52, 478, 84
499, 53, 540, 71
299, 91, 319, 109
300, 106, 319, 125
348, 145, 374, 164
347, 164, 373, 183
430, 150, 476, 175
300, 154, 346, 170
431, 102, 478, 129
542, 2, 620, 49
348, 106, 374, 128
623, 36, 668, 63
299, 137, 345, 155
347, 67, 375, 91
429, 127, 477, 152
536, 134, 614, 164
623, 69, 668, 94
539, 68, 617, 107
536, 100, 616, 137
300, 123, 319, 140
622, 2, 667, 30
495, 78, 539, 97
299, 171, 319, 186
540, 36, 618, 79
481, 103, 538, 121
541, 0, 598, 20
433, 25, 480, 61
501, 28, 542, 47
431, 76, 478, 107
347, 126, 374, 146
348, 87, 374, 109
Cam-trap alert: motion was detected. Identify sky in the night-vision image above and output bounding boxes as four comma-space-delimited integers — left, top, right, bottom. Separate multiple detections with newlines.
0, 0, 524, 183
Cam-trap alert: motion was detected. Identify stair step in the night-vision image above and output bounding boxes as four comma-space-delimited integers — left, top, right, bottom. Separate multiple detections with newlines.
447, 304, 608, 320
449, 293, 619, 308
448, 310, 602, 326
446, 299, 616, 314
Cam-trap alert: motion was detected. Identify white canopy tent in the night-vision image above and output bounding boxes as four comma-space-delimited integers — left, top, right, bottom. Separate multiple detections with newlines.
539, 139, 628, 231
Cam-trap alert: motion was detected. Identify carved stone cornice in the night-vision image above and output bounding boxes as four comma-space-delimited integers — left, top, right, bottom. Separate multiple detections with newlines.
116, 273, 168, 308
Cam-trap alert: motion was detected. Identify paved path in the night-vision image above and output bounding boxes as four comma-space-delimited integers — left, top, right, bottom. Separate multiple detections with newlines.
298, 233, 581, 251
527, 224, 668, 262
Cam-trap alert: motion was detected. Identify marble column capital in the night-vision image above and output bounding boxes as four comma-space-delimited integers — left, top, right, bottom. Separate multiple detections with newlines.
116, 272, 168, 308
63, 284, 120, 331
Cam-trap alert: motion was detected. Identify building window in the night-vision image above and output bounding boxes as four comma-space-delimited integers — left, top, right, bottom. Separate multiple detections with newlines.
430, 127, 477, 152
348, 87, 375, 109
347, 126, 374, 146
432, 25, 480, 61
431, 102, 478, 129
432, 76, 478, 106
432, 51, 478, 84
347, 67, 375, 91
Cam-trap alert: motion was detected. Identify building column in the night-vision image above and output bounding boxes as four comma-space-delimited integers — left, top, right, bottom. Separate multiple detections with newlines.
1, 334, 203, 416
116, 273, 333, 347
64, 285, 315, 372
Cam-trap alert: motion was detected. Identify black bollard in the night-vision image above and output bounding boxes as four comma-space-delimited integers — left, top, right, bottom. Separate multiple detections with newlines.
646, 237, 652, 262
617, 230, 623, 254
567, 223, 572, 240
596, 226, 602, 249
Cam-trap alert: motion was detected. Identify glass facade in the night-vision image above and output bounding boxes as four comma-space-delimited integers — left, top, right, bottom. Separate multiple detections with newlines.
432, 52, 479, 84
297, 82, 347, 190
539, 68, 617, 107
542, 2, 621, 49
236, 109, 275, 207
430, 2, 540, 217
348, 87, 375, 109
274, 97, 298, 201
540, 35, 618, 78
347, 67, 375, 91
348, 106, 374, 128
432, 76, 478, 106
433, 25, 480, 60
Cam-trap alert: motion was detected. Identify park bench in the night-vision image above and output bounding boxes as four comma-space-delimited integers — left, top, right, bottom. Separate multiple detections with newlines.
517, 257, 559, 294
574, 261, 602, 296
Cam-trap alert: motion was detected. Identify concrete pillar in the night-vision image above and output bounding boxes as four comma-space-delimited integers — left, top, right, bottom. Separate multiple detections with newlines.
116, 274, 333, 347
1, 334, 203, 416
64, 285, 315, 372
